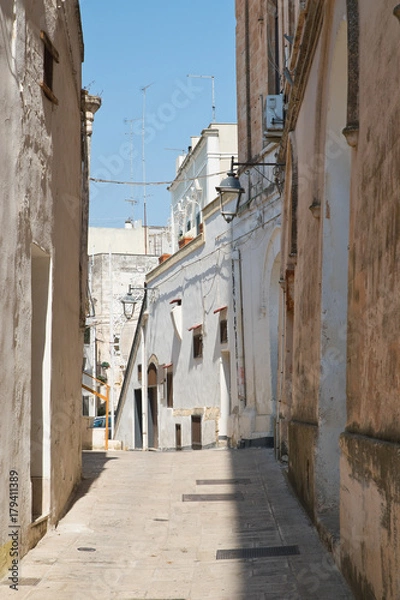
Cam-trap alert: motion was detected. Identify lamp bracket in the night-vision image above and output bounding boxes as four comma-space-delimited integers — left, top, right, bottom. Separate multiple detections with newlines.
230, 157, 285, 170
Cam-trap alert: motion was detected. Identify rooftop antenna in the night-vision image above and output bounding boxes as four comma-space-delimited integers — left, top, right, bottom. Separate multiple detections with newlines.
141, 83, 153, 254
123, 118, 140, 221
187, 74, 216, 122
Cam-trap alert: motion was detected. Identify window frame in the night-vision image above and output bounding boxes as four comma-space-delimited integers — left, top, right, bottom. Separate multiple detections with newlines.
220, 318, 228, 344
192, 326, 203, 359
40, 31, 59, 105
166, 367, 173, 408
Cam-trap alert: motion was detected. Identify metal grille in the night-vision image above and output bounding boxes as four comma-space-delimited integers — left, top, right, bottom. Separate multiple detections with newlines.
216, 545, 300, 560
196, 478, 251, 485
182, 492, 244, 502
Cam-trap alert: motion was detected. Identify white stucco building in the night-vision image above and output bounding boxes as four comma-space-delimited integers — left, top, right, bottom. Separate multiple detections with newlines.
0, 0, 94, 574
115, 122, 282, 450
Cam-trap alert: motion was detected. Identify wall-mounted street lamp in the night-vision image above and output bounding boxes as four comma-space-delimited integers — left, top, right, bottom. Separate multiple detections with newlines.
215, 156, 285, 223
121, 285, 147, 320
121, 285, 159, 320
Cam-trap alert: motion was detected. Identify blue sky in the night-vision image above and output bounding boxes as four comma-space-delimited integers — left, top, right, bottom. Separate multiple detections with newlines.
80, 1, 237, 228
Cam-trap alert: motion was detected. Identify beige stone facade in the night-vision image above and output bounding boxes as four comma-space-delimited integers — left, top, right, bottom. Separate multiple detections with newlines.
0, 0, 90, 576
274, 0, 400, 597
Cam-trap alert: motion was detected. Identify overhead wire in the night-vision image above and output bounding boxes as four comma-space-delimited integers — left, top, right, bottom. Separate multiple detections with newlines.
90, 170, 227, 187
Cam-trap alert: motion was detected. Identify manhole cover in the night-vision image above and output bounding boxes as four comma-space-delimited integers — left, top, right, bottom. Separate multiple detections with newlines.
216, 545, 300, 560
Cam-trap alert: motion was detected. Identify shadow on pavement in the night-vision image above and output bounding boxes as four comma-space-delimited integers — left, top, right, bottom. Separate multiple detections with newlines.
226, 448, 353, 600
65, 451, 119, 515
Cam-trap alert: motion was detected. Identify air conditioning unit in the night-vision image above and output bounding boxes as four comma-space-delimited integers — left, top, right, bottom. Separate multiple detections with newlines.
264, 94, 284, 135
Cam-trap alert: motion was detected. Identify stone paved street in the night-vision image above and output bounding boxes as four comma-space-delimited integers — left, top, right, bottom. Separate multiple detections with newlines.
1, 448, 353, 599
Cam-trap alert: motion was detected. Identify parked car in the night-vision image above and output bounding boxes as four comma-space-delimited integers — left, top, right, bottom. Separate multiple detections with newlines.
91, 416, 112, 438
92, 416, 107, 428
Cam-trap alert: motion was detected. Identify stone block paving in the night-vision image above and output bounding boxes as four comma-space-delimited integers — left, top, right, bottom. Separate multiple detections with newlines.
1, 448, 354, 599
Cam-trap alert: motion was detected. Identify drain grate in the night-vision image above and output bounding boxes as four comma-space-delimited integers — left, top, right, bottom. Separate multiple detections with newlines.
77, 547, 96, 552
183, 492, 244, 502
182, 492, 244, 502
15, 578, 41, 587
196, 478, 251, 485
216, 545, 300, 560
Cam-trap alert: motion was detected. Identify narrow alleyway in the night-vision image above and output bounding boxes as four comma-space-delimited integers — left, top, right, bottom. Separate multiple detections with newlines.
1, 448, 353, 599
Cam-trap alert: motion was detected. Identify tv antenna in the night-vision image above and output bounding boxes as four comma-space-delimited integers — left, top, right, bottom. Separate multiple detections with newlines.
187, 74, 216, 122
123, 118, 140, 220
141, 83, 154, 254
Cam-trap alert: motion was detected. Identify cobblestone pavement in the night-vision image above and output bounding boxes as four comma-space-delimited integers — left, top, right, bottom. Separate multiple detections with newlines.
1, 448, 354, 599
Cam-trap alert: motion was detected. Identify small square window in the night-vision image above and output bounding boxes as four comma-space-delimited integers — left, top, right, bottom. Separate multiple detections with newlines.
84, 327, 91, 345
166, 369, 173, 408
220, 319, 228, 344
193, 328, 203, 359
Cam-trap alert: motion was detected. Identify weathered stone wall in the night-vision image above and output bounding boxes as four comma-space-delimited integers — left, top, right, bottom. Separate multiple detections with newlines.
279, 0, 350, 539
279, 1, 400, 596
0, 0, 85, 574
340, 433, 400, 599
340, 2, 400, 597
236, 0, 270, 162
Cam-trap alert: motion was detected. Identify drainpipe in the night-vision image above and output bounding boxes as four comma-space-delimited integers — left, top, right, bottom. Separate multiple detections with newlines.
231, 249, 246, 410
108, 250, 115, 440
141, 292, 149, 450
276, 277, 286, 459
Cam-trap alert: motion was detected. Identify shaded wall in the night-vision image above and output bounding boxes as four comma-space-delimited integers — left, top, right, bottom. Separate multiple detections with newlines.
340, 2, 400, 597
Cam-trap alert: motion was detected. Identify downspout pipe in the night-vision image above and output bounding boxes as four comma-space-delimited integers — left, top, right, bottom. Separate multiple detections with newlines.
141, 293, 149, 451
232, 249, 246, 409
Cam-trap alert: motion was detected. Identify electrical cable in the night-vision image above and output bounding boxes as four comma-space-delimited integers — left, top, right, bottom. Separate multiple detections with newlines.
90, 170, 227, 187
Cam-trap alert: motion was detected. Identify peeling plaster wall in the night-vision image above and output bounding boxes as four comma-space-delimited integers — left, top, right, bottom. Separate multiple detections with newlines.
0, 0, 84, 573
340, 1, 400, 597
286, 23, 325, 520
282, 0, 350, 535
279, 1, 400, 596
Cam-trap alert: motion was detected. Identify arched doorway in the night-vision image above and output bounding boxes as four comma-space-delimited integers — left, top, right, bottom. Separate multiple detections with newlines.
148, 363, 158, 448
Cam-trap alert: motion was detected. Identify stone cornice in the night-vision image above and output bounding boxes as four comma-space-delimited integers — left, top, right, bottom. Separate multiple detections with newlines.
278, 0, 325, 163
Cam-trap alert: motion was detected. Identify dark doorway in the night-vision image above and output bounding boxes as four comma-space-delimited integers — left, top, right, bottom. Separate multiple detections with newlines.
148, 363, 158, 449
134, 389, 143, 449
175, 424, 182, 451
191, 415, 202, 450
